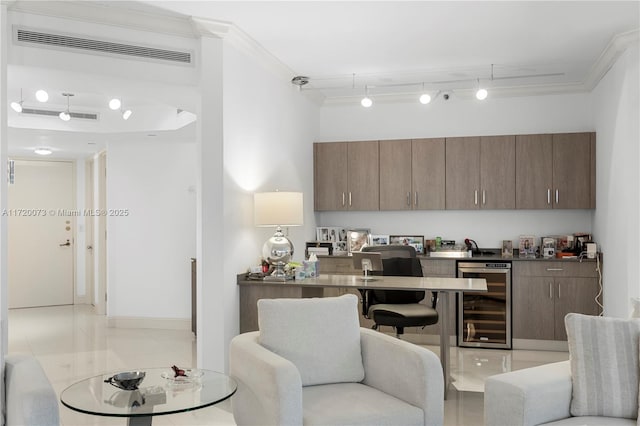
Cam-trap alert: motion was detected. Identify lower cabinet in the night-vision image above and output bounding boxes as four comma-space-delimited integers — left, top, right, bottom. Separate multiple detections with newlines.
512, 261, 600, 341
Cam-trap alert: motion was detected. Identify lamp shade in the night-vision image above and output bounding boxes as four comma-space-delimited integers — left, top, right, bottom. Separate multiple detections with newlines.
254, 192, 303, 227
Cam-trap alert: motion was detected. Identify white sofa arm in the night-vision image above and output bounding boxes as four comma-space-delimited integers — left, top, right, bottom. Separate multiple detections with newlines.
5, 354, 60, 426
229, 332, 303, 426
484, 360, 572, 426
359, 328, 444, 426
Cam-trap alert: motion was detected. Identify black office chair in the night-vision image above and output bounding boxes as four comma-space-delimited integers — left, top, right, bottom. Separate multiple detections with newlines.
360, 245, 439, 338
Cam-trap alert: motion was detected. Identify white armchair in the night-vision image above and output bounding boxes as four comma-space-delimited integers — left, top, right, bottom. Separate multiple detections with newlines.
229, 294, 444, 426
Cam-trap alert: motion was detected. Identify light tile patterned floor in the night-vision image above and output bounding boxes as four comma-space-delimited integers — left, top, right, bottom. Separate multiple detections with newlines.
8, 305, 568, 426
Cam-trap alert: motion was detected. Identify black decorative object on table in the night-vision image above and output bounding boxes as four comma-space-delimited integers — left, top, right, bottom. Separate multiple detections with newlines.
104, 371, 146, 391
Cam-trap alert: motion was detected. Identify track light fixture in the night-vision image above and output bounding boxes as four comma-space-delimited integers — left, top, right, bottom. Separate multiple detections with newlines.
59, 93, 73, 121
122, 109, 132, 120
419, 83, 432, 104
11, 89, 24, 113
35, 89, 49, 102
475, 79, 488, 100
109, 98, 121, 110
361, 85, 372, 108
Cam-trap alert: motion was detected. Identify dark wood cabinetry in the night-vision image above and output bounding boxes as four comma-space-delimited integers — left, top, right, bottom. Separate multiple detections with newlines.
445, 136, 515, 209
379, 138, 445, 210
515, 132, 594, 209
314, 132, 594, 211
512, 261, 600, 341
314, 141, 379, 211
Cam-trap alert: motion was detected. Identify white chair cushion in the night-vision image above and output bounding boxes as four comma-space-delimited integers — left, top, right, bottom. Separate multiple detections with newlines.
257, 294, 365, 386
302, 382, 423, 426
565, 313, 640, 419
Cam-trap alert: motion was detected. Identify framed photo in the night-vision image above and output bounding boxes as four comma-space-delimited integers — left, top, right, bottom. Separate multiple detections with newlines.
370, 234, 390, 246
501, 240, 513, 258
347, 229, 371, 253
389, 235, 425, 255
305, 241, 332, 257
316, 227, 330, 242
333, 241, 347, 255
518, 235, 537, 258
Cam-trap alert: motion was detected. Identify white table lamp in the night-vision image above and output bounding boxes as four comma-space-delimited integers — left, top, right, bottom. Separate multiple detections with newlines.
254, 191, 303, 279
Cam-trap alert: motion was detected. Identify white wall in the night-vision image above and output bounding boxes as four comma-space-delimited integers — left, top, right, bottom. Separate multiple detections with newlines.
220, 39, 319, 368
318, 93, 596, 247
106, 138, 196, 320
592, 44, 640, 317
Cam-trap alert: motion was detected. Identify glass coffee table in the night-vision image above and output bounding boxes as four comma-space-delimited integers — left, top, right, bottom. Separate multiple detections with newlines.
60, 368, 237, 426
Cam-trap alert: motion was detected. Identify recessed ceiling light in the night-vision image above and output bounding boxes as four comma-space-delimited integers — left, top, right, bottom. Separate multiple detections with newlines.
34, 147, 53, 156
419, 93, 432, 104
35, 90, 49, 102
476, 88, 488, 100
109, 98, 121, 110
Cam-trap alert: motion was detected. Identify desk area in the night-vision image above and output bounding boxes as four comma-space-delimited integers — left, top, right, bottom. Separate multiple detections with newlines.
237, 273, 487, 394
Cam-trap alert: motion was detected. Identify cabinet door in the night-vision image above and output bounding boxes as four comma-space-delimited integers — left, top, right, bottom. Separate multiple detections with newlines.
516, 134, 553, 209
445, 137, 480, 209
480, 136, 515, 209
347, 141, 379, 211
412, 138, 446, 210
553, 133, 591, 209
512, 276, 555, 340
314, 142, 348, 211
379, 140, 412, 210
590, 133, 596, 208
554, 277, 599, 340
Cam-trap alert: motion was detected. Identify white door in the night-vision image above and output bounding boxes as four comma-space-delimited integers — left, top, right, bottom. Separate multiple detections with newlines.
8, 160, 75, 308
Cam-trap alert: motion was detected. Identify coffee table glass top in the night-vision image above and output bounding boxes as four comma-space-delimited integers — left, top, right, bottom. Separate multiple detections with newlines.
60, 368, 237, 418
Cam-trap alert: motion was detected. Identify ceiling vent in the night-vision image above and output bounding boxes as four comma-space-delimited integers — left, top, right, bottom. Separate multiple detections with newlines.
14, 26, 193, 65
22, 108, 99, 121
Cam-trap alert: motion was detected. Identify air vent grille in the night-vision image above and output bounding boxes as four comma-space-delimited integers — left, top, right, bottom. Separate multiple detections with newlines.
22, 108, 98, 121
16, 27, 192, 64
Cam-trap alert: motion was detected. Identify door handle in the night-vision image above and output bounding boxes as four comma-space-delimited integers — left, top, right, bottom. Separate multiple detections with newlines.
87, 245, 93, 250
59, 239, 71, 247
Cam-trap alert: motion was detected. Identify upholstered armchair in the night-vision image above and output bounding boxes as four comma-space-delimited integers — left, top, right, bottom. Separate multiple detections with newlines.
485, 313, 640, 426
229, 294, 444, 426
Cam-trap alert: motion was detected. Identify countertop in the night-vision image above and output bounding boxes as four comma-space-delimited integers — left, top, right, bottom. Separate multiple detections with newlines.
319, 251, 599, 263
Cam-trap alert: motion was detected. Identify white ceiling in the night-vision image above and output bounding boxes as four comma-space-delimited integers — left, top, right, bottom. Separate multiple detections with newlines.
141, 1, 639, 98
6, 1, 639, 158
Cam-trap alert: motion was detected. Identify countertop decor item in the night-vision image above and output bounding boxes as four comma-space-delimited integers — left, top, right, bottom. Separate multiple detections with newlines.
104, 371, 146, 391
254, 191, 303, 280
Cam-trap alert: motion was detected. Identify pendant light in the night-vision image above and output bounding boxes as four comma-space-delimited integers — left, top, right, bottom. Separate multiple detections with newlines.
10, 89, 24, 113
361, 85, 372, 108
122, 108, 132, 120
475, 78, 488, 100
419, 83, 432, 104
59, 93, 73, 121
35, 89, 49, 102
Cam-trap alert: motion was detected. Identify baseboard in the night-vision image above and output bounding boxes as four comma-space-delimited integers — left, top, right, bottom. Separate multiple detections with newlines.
512, 338, 568, 352
107, 316, 191, 330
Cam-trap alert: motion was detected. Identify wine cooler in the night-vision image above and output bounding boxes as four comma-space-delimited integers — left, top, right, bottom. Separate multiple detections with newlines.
457, 262, 512, 349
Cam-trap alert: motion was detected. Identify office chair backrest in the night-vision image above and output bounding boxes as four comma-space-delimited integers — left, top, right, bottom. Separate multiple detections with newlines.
362, 245, 424, 304
363, 245, 417, 259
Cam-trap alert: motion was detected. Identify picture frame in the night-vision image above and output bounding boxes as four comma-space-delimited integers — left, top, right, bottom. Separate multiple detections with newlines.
370, 234, 390, 246
501, 240, 513, 258
347, 229, 371, 253
316, 227, 331, 242
316, 227, 347, 242
389, 235, 425, 255
518, 235, 537, 258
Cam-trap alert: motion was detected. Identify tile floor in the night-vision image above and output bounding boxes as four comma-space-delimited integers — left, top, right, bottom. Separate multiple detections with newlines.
8, 305, 569, 426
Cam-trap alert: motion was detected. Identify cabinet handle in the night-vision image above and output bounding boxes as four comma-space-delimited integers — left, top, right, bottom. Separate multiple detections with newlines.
482, 190, 486, 205
555, 189, 559, 204
546, 268, 563, 272
342, 192, 346, 207
547, 189, 551, 205
474, 190, 478, 205
558, 283, 561, 299
549, 283, 553, 299
349, 192, 352, 206
414, 192, 418, 207
407, 192, 411, 207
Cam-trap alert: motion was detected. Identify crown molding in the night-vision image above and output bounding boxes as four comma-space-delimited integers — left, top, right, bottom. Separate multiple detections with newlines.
583, 29, 639, 90
190, 16, 296, 86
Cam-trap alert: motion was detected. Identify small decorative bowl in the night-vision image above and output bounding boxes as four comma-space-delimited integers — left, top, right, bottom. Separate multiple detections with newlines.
104, 371, 146, 391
